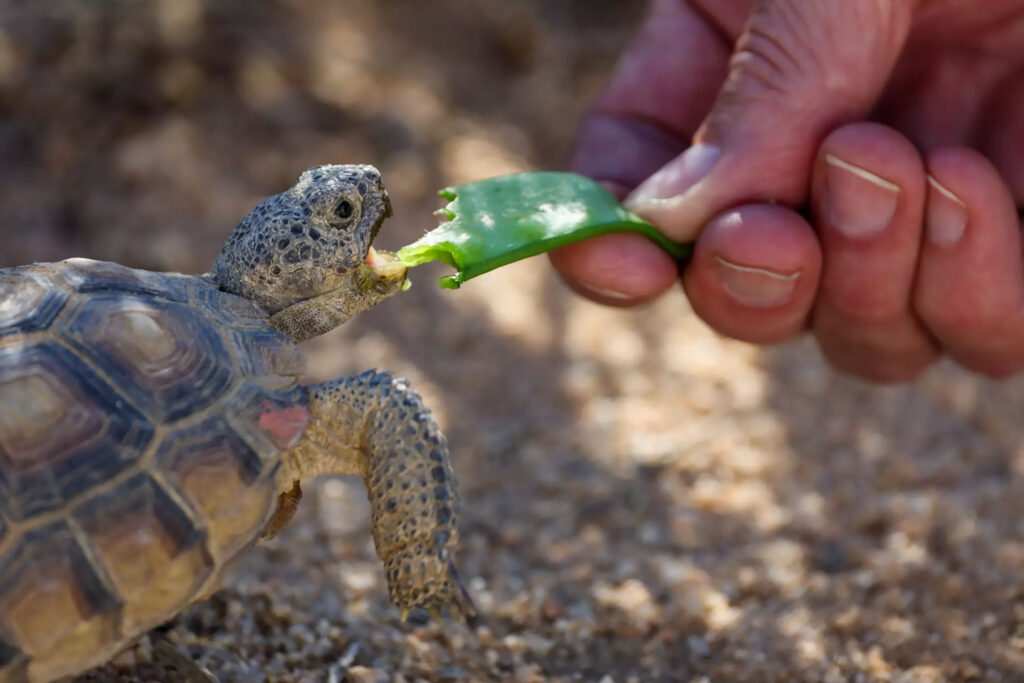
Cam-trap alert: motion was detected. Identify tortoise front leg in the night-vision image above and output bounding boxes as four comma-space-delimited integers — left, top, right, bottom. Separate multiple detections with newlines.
281, 370, 475, 620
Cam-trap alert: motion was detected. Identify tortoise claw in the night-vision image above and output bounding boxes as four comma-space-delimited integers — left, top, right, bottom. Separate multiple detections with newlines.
152, 640, 218, 683
399, 562, 478, 627
448, 560, 478, 625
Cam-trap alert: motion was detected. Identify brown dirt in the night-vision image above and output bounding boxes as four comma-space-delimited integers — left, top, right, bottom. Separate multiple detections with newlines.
4, 2, 1024, 682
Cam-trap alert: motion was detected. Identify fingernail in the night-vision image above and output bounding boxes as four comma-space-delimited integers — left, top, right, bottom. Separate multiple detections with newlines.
925, 175, 967, 246
716, 256, 800, 309
824, 154, 900, 238
625, 144, 721, 208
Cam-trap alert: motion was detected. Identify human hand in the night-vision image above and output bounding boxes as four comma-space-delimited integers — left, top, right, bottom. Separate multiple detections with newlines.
552, 0, 1024, 381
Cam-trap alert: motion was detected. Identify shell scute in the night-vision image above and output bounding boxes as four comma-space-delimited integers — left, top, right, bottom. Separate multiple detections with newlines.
73, 474, 212, 634
156, 416, 276, 559
0, 256, 310, 679
62, 294, 235, 422
0, 522, 119, 661
0, 269, 68, 338
0, 342, 154, 521
57, 258, 188, 302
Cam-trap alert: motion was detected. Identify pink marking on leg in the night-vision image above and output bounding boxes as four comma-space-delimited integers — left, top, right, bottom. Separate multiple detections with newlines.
258, 404, 310, 449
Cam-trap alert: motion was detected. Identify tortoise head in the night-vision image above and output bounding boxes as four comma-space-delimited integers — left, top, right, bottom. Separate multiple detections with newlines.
213, 164, 405, 315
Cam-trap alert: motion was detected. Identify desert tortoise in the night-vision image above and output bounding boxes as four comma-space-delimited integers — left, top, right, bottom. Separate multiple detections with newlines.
0, 165, 472, 683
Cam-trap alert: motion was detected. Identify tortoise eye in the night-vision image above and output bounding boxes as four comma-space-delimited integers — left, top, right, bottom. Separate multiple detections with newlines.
334, 200, 354, 221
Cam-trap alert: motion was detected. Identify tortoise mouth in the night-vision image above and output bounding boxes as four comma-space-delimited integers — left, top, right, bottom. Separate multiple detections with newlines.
363, 246, 406, 277
281, 246, 405, 312
360, 192, 397, 274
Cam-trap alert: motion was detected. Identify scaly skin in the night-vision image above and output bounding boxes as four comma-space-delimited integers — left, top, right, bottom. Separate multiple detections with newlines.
213, 164, 473, 621
0, 165, 469, 683
269, 251, 408, 342
278, 371, 475, 619
213, 164, 392, 315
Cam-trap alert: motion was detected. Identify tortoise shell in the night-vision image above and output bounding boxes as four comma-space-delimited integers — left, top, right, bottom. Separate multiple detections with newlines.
0, 258, 310, 683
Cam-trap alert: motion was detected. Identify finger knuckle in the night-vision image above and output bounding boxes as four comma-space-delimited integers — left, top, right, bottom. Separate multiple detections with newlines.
731, 4, 835, 102
726, 0, 903, 111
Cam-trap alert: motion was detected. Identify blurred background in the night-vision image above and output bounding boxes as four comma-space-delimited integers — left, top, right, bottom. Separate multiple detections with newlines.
4, 2, 1024, 681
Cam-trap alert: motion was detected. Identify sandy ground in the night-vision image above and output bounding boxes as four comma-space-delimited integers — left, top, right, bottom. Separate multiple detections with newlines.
4, 2, 1024, 681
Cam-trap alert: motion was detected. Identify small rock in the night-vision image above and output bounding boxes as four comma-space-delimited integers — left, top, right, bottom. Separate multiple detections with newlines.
687, 636, 710, 658
438, 665, 466, 680
345, 665, 384, 683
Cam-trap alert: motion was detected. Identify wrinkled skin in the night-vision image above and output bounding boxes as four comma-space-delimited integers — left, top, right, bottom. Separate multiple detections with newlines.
216, 164, 473, 620
214, 164, 393, 316
555, 0, 1024, 382
0, 164, 472, 683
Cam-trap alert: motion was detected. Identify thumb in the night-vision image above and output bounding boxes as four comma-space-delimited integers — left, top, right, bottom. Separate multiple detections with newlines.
626, 0, 915, 241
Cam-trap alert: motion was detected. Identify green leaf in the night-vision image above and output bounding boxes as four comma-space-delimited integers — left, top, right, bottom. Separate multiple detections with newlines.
397, 172, 690, 289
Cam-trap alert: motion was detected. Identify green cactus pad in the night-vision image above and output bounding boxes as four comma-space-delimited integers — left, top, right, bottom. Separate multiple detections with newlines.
397, 172, 690, 289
